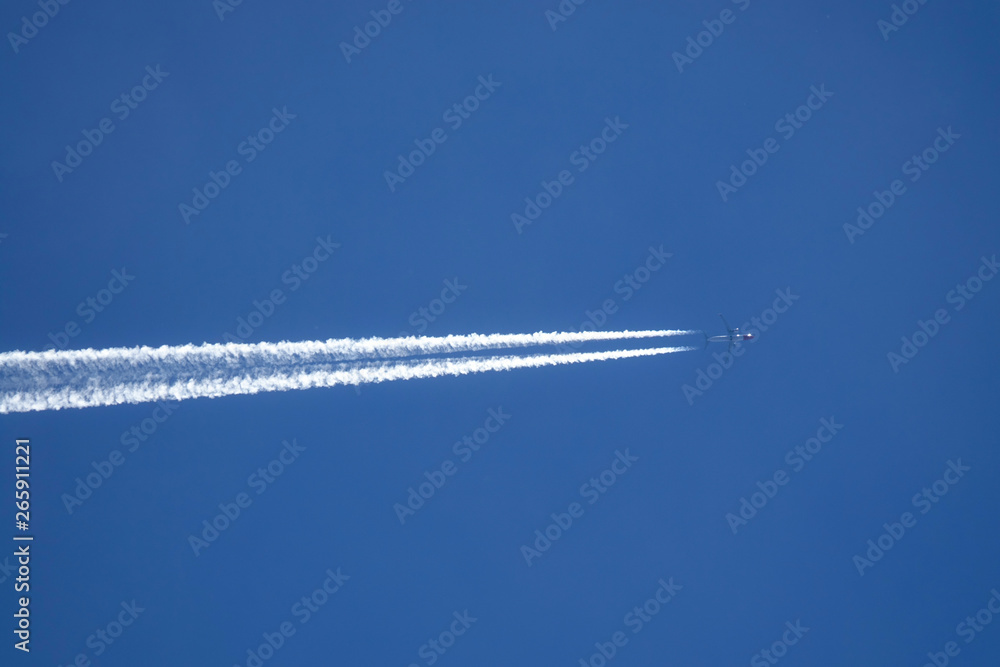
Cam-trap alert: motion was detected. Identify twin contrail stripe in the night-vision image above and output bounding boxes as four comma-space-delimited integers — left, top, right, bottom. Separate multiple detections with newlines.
0, 330, 698, 413
0, 345, 696, 413
0, 329, 695, 369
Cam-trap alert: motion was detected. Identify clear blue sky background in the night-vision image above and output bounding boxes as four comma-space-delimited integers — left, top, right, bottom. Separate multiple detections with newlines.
2, 0, 999, 665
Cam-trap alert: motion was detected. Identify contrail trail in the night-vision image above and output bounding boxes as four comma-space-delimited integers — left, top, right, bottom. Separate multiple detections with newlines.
1, 346, 696, 413
0, 329, 695, 372
0, 330, 698, 413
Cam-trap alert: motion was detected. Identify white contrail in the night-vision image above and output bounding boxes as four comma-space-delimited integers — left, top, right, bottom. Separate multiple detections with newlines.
0, 329, 697, 395
0, 329, 699, 413
0, 345, 696, 413
0, 328, 695, 374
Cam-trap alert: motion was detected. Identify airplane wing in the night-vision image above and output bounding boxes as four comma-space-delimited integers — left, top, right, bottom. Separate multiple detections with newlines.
719, 314, 733, 333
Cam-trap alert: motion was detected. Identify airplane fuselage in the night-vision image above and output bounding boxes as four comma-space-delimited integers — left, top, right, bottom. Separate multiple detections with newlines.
707, 334, 750, 343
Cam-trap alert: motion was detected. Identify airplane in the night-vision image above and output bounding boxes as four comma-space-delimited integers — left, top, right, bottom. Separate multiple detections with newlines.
703, 314, 754, 352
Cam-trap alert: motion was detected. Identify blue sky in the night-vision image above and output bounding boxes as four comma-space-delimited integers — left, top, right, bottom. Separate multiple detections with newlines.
2, 0, 999, 664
